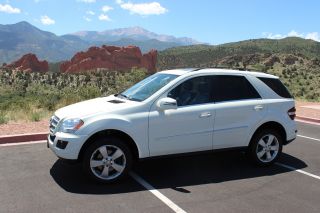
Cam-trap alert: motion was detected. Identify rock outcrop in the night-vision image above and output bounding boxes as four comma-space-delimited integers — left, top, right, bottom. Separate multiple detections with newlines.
264, 55, 280, 66
284, 55, 298, 65
60, 45, 157, 73
5, 53, 49, 72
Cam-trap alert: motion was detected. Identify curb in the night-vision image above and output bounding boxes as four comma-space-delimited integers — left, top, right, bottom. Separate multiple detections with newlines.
0, 115, 319, 145
0, 132, 47, 145
296, 116, 320, 124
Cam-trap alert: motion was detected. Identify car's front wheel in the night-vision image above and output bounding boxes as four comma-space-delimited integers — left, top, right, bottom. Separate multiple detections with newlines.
248, 129, 283, 166
83, 137, 132, 183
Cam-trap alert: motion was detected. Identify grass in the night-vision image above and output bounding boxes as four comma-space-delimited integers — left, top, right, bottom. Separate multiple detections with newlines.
0, 112, 8, 124
0, 68, 148, 123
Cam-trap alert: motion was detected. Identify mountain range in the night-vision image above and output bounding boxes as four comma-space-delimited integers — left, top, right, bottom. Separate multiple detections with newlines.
0, 21, 200, 64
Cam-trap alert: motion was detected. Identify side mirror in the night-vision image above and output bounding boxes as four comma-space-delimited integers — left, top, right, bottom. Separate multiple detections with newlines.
157, 97, 178, 110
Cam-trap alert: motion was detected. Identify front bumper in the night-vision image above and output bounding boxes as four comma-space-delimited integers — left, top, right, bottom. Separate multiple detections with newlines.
47, 132, 88, 160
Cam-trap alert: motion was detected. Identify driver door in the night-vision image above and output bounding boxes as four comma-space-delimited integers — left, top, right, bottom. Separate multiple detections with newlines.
148, 76, 215, 156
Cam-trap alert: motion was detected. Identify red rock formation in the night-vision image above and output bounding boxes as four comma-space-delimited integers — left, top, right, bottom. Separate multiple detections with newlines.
60, 45, 157, 73
6, 53, 49, 72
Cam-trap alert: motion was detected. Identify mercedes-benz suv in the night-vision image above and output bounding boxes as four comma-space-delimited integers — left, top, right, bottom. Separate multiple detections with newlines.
48, 68, 297, 183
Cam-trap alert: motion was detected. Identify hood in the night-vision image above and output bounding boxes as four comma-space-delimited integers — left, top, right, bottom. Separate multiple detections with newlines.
54, 95, 139, 120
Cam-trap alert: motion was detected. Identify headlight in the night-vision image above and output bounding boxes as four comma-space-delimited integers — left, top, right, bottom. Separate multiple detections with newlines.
59, 118, 84, 133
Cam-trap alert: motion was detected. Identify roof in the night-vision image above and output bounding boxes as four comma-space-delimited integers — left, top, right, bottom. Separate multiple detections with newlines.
160, 68, 278, 79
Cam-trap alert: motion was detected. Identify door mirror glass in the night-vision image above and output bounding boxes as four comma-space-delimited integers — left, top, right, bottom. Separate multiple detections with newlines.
157, 97, 178, 110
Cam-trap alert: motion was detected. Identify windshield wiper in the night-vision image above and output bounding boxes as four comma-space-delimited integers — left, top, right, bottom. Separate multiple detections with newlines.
116, 93, 129, 100
116, 93, 141, 102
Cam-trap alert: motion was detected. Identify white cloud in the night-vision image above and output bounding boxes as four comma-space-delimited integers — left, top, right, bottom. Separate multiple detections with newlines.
306, 32, 320, 41
98, 14, 111, 21
102, 5, 113, 12
263, 30, 320, 42
0, 4, 21, 14
84, 16, 92, 22
287, 30, 304, 37
78, 0, 96, 3
40, 15, 55, 25
117, 1, 167, 16
86, 10, 95, 15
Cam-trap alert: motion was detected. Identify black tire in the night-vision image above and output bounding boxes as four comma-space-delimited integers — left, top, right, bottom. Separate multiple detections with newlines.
83, 137, 133, 183
248, 128, 283, 166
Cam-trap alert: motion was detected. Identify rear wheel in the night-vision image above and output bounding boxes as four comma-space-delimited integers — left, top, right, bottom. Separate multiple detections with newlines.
248, 129, 283, 166
83, 137, 132, 183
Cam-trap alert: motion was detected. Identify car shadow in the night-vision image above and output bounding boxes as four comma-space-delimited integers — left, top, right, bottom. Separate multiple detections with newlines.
50, 151, 307, 195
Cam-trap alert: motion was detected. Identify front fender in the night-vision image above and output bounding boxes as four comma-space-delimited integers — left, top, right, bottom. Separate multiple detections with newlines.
78, 114, 149, 158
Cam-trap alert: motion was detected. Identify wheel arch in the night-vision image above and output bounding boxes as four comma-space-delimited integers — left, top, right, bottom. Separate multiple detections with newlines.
78, 129, 139, 161
249, 121, 287, 146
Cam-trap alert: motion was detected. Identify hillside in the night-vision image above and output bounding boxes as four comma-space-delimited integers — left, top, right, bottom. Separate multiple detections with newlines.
1, 37, 320, 123
0, 21, 88, 63
158, 37, 320, 69
158, 37, 320, 101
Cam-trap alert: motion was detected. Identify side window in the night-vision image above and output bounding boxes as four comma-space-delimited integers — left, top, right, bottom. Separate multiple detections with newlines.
258, 77, 292, 98
168, 76, 213, 106
212, 75, 261, 102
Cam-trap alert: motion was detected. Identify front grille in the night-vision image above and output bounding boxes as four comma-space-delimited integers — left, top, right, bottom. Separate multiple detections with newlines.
49, 115, 60, 134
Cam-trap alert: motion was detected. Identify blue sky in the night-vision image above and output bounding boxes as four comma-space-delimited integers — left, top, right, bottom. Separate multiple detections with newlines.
0, 0, 319, 44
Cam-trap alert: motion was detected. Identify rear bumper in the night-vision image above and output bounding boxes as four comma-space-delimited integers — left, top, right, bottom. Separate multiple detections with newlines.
284, 127, 298, 145
284, 137, 296, 145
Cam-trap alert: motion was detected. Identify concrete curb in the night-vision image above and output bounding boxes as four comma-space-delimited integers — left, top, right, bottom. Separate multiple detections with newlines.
0, 132, 47, 145
0, 115, 319, 145
296, 116, 320, 124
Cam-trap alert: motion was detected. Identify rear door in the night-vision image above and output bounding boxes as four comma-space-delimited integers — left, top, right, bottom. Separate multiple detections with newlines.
211, 75, 266, 148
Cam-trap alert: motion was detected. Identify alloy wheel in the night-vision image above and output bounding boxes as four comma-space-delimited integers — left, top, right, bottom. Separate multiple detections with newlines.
90, 145, 126, 180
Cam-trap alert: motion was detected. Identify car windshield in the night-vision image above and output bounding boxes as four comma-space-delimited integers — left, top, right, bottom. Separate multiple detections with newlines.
118, 73, 178, 101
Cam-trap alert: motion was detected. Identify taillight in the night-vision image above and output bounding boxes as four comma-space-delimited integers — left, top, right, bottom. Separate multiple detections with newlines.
288, 107, 296, 120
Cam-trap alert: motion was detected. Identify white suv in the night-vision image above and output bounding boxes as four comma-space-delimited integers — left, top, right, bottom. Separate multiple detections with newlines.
48, 68, 297, 183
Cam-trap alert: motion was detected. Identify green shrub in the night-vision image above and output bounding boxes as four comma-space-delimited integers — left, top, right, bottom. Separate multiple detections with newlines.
30, 111, 41, 122
0, 68, 148, 123
0, 112, 8, 124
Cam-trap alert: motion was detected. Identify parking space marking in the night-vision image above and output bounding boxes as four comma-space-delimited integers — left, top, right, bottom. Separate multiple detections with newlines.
0, 140, 46, 147
276, 163, 320, 180
130, 172, 187, 213
296, 120, 320, 126
297, 135, 320, 142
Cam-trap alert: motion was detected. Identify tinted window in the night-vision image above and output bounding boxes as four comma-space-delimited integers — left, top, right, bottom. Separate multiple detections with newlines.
258, 77, 292, 98
212, 75, 261, 102
168, 76, 213, 106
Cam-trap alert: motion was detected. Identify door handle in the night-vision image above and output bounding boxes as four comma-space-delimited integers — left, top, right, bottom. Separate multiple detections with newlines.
254, 105, 264, 111
199, 112, 212, 118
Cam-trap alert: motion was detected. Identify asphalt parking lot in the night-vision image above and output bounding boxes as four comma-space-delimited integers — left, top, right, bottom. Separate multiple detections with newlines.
1, 121, 320, 213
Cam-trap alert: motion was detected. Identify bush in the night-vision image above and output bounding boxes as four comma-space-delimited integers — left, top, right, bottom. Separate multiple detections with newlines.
0, 68, 148, 123
30, 111, 41, 122
0, 112, 8, 124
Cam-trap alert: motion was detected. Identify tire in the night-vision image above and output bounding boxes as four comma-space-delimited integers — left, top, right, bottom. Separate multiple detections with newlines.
248, 129, 283, 166
83, 137, 132, 183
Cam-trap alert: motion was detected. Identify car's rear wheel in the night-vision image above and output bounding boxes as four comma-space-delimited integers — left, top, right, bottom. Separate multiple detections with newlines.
248, 129, 283, 166
83, 137, 132, 183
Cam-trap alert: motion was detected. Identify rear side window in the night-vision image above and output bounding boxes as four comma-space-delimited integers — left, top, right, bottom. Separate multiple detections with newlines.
212, 75, 261, 102
258, 77, 292, 98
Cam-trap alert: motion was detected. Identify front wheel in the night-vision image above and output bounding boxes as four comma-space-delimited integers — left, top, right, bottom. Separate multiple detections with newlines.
248, 129, 283, 166
83, 137, 132, 183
